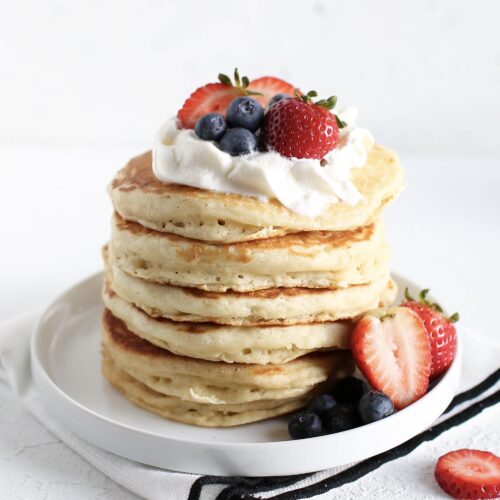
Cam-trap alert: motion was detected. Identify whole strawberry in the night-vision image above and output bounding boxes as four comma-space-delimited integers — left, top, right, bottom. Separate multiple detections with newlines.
402, 288, 459, 379
262, 91, 345, 159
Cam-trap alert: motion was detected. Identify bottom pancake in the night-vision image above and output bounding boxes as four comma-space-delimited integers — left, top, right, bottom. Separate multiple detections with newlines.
102, 310, 354, 427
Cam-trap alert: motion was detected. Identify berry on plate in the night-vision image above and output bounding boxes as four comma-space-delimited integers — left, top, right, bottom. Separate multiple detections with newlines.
402, 288, 459, 379
248, 76, 295, 107
219, 128, 258, 156
262, 91, 346, 159
435, 449, 500, 499
358, 390, 394, 424
351, 307, 432, 410
194, 113, 227, 141
324, 403, 360, 433
331, 376, 369, 406
306, 394, 337, 416
226, 97, 264, 132
178, 68, 262, 128
288, 410, 323, 439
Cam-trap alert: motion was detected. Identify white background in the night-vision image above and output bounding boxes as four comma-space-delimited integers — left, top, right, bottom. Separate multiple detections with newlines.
0, 1, 499, 498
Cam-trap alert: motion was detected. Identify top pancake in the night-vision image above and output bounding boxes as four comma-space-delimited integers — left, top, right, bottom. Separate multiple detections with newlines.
109, 146, 404, 243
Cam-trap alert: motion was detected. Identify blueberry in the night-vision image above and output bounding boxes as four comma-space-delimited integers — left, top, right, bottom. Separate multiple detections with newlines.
226, 97, 264, 131
331, 376, 369, 406
307, 394, 337, 416
324, 403, 360, 433
358, 391, 394, 424
269, 93, 291, 106
288, 410, 323, 439
219, 128, 258, 156
194, 113, 227, 141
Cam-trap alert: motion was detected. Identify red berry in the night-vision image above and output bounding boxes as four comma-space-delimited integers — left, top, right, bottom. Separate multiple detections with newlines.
248, 76, 295, 107
177, 83, 243, 129
351, 307, 432, 410
435, 449, 500, 499
402, 289, 458, 379
262, 98, 339, 159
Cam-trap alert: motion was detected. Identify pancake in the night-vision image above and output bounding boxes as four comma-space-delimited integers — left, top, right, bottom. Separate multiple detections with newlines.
102, 310, 354, 426
102, 286, 354, 364
109, 214, 391, 292
105, 253, 396, 325
108, 146, 404, 243
102, 310, 353, 402
103, 357, 311, 427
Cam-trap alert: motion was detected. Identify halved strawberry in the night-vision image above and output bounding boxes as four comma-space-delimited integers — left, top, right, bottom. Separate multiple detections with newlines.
351, 307, 432, 410
402, 288, 459, 380
248, 77, 296, 107
435, 449, 500, 499
177, 83, 244, 129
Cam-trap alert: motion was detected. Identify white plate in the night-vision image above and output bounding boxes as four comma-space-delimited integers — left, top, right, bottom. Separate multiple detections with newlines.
31, 272, 461, 477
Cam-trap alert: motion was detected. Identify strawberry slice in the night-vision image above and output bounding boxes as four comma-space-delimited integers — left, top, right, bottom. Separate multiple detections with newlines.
248, 76, 296, 107
435, 449, 500, 499
177, 83, 244, 128
351, 307, 431, 409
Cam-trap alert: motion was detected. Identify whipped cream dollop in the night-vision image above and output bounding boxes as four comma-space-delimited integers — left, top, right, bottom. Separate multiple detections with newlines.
152, 108, 374, 217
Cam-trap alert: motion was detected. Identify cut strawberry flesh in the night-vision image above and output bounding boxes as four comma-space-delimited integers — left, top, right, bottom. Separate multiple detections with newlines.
435, 449, 500, 499
351, 307, 431, 409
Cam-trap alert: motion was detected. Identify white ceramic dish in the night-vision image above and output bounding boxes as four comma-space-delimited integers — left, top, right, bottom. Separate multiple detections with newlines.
31, 272, 461, 476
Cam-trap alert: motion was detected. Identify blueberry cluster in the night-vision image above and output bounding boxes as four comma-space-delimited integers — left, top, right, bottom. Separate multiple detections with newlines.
288, 376, 394, 440
194, 94, 290, 156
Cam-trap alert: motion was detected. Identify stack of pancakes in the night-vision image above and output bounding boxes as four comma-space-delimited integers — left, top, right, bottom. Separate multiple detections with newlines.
102, 144, 404, 427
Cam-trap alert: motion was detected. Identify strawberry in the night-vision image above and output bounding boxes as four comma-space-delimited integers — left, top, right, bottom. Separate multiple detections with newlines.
177, 83, 243, 129
262, 92, 345, 159
248, 76, 295, 107
402, 288, 459, 380
435, 449, 500, 499
351, 307, 432, 410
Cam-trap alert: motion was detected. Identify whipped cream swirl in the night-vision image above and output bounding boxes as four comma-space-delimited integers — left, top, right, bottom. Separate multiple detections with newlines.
152, 108, 374, 217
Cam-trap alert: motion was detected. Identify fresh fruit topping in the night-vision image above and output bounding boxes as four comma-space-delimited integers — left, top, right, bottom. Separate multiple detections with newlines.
269, 93, 293, 107
435, 449, 500, 499
226, 97, 264, 132
262, 91, 345, 159
288, 410, 323, 439
324, 403, 360, 433
194, 113, 227, 141
351, 307, 432, 410
402, 288, 459, 379
178, 83, 243, 129
358, 390, 394, 424
306, 394, 337, 416
177, 68, 261, 129
219, 128, 258, 156
331, 376, 369, 406
248, 76, 296, 107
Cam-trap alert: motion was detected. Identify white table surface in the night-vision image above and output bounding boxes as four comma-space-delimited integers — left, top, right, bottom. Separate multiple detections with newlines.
0, 145, 499, 498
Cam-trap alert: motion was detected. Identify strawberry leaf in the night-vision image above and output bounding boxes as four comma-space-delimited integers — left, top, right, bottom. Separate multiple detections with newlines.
334, 114, 347, 129
218, 73, 232, 86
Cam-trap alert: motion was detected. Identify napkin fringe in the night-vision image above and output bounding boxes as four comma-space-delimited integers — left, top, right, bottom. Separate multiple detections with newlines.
188, 368, 500, 500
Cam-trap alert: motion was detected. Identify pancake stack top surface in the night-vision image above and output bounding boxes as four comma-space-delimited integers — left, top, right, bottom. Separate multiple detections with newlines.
101, 73, 405, 427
